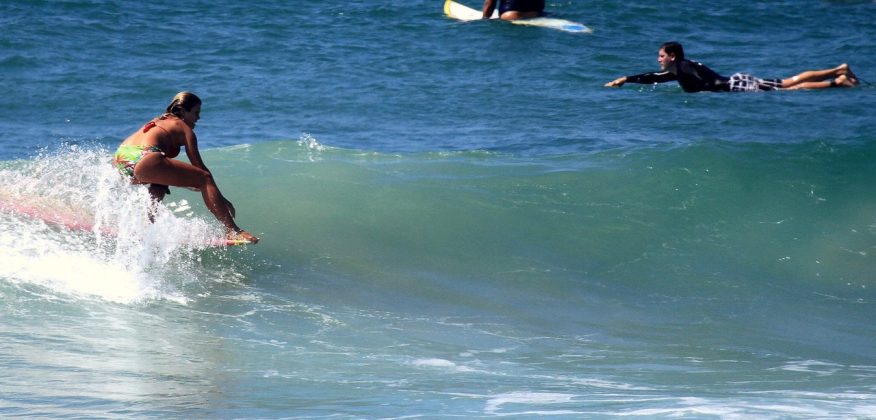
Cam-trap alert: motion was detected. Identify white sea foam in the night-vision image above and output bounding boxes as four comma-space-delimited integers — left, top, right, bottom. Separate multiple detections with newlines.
484, 391, 580, 416
298, 133, 326, 162
0, 146, 234, 304
298, 132, 324, 151
411, 358, 478, 373
772, 360, 845, 376
0, 229, 153, 304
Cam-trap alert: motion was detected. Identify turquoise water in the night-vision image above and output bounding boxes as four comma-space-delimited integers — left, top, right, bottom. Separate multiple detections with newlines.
2, 1, 876, 418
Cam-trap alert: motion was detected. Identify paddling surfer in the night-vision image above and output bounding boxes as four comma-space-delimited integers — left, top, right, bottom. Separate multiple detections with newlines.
605, 42, 859, 93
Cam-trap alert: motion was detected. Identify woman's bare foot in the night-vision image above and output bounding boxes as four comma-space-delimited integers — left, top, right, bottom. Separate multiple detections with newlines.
834, 74, 858, 87
845, 67, 858, 84
228, 229, 259, 244
835, 63, 859, 82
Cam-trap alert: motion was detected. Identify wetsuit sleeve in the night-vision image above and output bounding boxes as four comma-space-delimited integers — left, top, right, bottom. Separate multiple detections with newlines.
625, 71, 677, 84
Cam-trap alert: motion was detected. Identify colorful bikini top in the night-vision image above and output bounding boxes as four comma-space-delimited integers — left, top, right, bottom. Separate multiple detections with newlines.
142, 113, 179, 133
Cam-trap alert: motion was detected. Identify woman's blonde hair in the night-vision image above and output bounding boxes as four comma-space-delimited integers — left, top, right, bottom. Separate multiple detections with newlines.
165, 91, 202, 118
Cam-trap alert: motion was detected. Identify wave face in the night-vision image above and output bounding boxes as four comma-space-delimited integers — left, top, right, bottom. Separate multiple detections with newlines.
3, 139, 875, 417
229, 138, 876, 303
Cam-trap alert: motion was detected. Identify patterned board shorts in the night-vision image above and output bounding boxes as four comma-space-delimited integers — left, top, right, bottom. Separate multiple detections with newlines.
728, 73, 783, 92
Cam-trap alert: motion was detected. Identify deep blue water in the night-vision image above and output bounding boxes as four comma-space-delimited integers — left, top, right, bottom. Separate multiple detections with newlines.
2, 0, 876, 417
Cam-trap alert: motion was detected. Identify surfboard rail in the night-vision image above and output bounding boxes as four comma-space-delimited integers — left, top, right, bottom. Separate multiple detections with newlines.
0, 191, 251, 248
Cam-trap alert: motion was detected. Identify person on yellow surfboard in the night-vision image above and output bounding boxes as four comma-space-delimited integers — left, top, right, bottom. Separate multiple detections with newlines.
483, 0, 543, 20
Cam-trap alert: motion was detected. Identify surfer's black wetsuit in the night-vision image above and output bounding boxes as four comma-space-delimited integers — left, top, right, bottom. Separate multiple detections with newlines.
625, 59, 731, 93
625, 59, 786, 92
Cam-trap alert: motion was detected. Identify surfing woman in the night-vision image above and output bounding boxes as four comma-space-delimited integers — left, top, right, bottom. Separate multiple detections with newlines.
113, 92, 259, 243
605, 42, 859, 93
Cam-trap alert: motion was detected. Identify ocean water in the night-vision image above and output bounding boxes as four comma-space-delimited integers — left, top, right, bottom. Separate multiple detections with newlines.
2, 0, 876, 418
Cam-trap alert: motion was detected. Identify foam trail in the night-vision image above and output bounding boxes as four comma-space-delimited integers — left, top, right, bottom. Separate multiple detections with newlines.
0, 145, 236, 304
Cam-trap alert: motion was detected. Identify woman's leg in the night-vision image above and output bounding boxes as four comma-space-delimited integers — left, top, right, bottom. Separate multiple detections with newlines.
133, 153, 243, 234
500, 10, 540, 20
784, 74, 858, 90
782, 64, 856, 88
143, 184, 169, 223
784, 80, 834, 90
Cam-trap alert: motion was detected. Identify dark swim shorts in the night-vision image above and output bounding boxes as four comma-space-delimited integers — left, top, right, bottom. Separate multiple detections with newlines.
499, 0, 545, 14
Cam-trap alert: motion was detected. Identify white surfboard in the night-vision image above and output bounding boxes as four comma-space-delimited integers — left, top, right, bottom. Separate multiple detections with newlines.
444, 0, 592, 34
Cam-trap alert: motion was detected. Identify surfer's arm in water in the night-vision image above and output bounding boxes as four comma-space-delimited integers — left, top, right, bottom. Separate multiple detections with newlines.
605, 71, 677, 87
607, 42, 682, 88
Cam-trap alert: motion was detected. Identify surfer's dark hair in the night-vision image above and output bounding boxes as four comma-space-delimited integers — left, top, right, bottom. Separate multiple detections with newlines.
660, 41, 685, 60
166, 91, 201, 119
